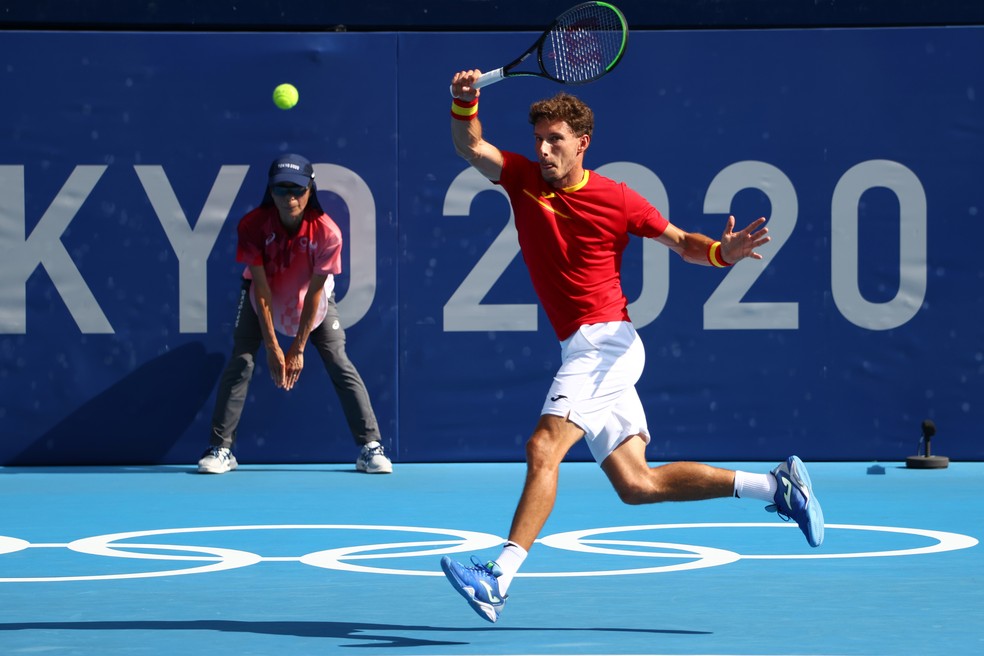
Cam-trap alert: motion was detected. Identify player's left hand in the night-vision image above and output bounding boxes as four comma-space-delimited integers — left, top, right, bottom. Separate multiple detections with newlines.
284, 348, 304, 391
720, 215, 770, 264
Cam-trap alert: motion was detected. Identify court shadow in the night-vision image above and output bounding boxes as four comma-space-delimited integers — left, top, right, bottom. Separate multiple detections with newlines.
0, 465, 191, 475
0, 619, 710, 648
7, 342, 225, 466
0, 465, 380, 475
233, 466, 355, 474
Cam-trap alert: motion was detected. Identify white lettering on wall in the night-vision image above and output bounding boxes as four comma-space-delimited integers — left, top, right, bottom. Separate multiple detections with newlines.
0, 165, 113, 334
136, 165, 247, 334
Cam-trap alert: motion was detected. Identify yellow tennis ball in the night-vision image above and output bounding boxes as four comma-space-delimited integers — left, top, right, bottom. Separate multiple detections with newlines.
272, 83, 299, 110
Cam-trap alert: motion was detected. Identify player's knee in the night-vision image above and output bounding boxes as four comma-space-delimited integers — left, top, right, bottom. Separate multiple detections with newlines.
612, 477, 659, 505
525, 432, 563, 470
524, 435, 549, 467
614, 483, 648, 505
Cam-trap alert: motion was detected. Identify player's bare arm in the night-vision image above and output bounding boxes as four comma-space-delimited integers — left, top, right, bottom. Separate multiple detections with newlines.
656, 215, 770, 266
248, 265, 287, 389
450, 69, 504, 181
283, 273, 328, 391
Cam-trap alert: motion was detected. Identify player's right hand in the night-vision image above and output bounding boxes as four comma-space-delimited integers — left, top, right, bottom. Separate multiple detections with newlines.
451, 70, 482, 102
267, 348, 287, 389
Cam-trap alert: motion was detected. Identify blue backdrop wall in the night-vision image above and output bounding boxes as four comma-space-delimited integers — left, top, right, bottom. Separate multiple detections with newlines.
1, 27, 982, 464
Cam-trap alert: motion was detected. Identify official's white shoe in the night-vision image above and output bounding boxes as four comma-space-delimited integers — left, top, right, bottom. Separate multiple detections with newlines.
197, 447, 237, 474
356, 441, 393, 474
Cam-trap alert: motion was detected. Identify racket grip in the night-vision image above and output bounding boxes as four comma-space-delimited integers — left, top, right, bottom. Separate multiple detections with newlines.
448, 68, 505, 97
473, 68, 505, 89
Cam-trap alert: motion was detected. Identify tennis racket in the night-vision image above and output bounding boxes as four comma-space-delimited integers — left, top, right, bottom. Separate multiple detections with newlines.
452, 2, 628, 94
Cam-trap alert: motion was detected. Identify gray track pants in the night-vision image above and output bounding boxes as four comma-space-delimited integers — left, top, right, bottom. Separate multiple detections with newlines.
209, 279, 381, 450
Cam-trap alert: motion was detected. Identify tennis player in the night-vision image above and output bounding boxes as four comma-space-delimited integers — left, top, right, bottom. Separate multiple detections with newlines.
198, 154, 392, 475
440, 71, 824, 623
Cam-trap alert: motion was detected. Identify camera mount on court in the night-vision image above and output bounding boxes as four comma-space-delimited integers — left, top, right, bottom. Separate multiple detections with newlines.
905, 419, 949, 469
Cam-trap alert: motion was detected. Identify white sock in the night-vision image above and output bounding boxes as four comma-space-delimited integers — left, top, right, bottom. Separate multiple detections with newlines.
733, 470, 777, 503
493, 541, 527, 595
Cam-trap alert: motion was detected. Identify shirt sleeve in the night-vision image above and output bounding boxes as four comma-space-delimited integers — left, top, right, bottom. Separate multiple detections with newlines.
623, 183, 669, 238
493, 150, 530, 190
313, 217, 343, 276
235, 210, 265, 266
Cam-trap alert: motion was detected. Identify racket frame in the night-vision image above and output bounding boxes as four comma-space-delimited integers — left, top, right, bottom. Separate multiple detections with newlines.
455, 1, 628, 93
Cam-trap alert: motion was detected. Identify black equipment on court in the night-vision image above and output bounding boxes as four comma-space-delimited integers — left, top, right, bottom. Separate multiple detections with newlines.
905, 419, 949, 469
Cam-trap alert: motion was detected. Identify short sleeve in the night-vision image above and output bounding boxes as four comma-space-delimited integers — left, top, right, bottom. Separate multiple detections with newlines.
623, 184, 668, 238
494, 150, 534, 191
313, 217, 343, 276
236, 211, 265, 266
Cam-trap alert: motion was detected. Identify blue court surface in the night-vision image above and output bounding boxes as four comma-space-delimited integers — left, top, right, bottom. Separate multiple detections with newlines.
1, 461, 981, 656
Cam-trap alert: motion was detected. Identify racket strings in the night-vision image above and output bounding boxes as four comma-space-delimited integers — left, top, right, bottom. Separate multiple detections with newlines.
545, 6, 626, 83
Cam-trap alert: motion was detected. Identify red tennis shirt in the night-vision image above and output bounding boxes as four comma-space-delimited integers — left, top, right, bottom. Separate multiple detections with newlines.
495, 150, 669, 340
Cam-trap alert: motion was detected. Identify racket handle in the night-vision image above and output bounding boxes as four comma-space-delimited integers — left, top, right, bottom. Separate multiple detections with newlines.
449, 68, 506, 97
473, 68, 505, 89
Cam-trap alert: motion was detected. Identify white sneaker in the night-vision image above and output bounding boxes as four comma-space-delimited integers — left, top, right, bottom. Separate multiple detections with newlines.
356, 441, 393, 474
198, 447, 238, 474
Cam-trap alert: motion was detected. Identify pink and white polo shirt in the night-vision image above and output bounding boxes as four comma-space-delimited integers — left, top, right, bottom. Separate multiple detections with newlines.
236, 205, 343, 336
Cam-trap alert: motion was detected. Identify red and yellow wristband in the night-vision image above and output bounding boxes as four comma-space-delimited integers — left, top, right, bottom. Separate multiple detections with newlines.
707, 241, 732, 268
451, 97, 478, 121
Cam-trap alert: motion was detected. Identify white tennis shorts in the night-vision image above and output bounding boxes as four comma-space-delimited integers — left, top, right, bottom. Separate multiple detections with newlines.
541, 321, 650, 464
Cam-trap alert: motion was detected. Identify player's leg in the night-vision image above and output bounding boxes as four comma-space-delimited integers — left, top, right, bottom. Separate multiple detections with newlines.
441, 322, 635, 622
508, 413, 586, 549
601, 437, 735, 503
309, 294, 391, 473
441, 412, 583, 623
599, 428, 823, 546
500, 323, 633, 565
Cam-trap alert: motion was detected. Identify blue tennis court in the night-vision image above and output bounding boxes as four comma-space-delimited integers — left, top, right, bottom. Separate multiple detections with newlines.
1, 461, 981, 655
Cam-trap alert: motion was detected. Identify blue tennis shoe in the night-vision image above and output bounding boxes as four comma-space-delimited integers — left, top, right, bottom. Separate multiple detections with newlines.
767, 455, 824, 547
441, 555, 507, 623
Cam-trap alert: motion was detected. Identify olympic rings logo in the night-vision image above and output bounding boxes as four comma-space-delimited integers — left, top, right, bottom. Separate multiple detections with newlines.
0, 523, 976, 583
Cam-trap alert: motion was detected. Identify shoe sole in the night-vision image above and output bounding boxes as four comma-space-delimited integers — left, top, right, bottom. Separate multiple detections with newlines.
197, 460, 237, 474
788, 456, 824, 547
440, 556, 500, 623
356, 462, 393, 474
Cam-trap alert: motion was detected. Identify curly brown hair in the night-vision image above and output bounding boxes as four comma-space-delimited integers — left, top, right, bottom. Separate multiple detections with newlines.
528, 93, 594, 138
